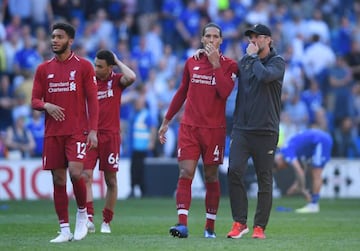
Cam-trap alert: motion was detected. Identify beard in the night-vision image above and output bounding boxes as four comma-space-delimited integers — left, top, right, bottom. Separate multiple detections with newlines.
52, 41, 69, 55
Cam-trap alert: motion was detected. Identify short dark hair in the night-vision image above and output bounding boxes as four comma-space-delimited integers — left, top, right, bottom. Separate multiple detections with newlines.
52, 22, 75, 39
202, 22, 222, 37
95, 49, 116, 66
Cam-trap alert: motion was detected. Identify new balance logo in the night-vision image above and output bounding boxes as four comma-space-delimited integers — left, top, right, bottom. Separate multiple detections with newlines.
47, 74, 54, 79
193, 66, 200, 70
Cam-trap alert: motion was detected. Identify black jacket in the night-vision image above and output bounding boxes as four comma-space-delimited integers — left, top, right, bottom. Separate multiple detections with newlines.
233, 48, 285, 134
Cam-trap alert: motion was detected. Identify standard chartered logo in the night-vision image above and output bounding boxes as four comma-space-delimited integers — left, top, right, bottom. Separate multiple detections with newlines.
48, 81, 77, 93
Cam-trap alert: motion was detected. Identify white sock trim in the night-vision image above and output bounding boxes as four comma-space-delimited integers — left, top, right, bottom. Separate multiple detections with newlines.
78, 208, 86, 213
177, 209, 188, 215
206, 213, 216, 220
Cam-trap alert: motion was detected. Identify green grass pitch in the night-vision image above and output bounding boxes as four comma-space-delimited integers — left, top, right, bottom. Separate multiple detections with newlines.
0, 197, 359, 251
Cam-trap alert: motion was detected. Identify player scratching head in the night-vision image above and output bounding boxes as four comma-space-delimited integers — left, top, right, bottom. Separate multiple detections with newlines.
51, 22, 75, 59
94, 50, 116, 81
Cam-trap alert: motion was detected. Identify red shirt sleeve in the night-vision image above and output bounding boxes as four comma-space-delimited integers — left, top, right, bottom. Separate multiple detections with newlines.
165, 60, 190, 121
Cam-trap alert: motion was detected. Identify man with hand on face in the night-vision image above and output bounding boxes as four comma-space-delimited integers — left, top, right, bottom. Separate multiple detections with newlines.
226, 24, 285, 239
158, 22, 238, 239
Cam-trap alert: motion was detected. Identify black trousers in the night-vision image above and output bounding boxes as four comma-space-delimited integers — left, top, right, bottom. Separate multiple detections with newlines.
130, 150, 147, 194
228, 129, 278, 229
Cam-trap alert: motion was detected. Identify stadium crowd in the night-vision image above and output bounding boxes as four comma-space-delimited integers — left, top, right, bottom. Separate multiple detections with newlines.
1, 0, 360, 159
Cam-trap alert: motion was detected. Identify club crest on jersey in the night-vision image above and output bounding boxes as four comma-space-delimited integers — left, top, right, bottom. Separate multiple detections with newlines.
107, 80, 114, 97
69, 70, 76, 80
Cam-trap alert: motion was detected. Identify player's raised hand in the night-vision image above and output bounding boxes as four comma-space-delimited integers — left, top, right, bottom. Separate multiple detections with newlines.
44, 102, 65, 121
246, 41, 259, 55
204, 43, 220, 68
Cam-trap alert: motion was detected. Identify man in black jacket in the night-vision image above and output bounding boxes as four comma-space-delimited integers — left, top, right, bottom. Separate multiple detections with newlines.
226, 24, 285, 239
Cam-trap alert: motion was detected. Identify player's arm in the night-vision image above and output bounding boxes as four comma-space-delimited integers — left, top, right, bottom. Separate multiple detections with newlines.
291, 158, 311, 201
213, 60, 237, 99
114, 53, 136, 86
83, 61, 99, 148
158, 62, 190, 144
31, 66, 47, 111
31, 65, 65, 121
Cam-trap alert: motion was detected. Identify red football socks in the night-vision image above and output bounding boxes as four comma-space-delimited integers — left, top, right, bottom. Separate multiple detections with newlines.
176, 178, 192, 226
54, 184, 69, 224
205, 181, 220, 230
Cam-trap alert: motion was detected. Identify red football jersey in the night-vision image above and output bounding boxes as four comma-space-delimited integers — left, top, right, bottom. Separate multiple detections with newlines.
31, 52, 99, 136
96, 72, 125, 133
165, 54, 238, 128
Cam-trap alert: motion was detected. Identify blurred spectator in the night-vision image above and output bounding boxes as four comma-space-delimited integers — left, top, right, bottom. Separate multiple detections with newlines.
345, 40, 360, 82
11, 92, 31, 125
135, 0, 160, 36
160, 44, 178, 78
327, 54, 355, 128
116, 14, 136, 45
129, 85, 157, 197
26, 109, 45, 158
306, 9, 330, 44
29, 0, 54, 30
302, 33, 336, 94
0, 74, 17, 132
4, 115, 35, 159
157, 76, 177, 157
13, 36, 42, 75
331, 16, 353, 57
131, 36, 155, 82
145, 22, 163, 66
245, 0, 270, 26
7, 0, 31, 24
278, 111, 297, 148
0, 34, 6, 73
333, 116, 360, 157
175, 0, 201, 51
144, 69, 160, 129
2, 32, 22, 75
51, 0, 72, 21
301, 78, 325, 127
217, 8, 240, 54
5, 15, 22, 39
283, 90, 309, 133
160, 0, 184, 49
34, 26, 52, 60
91, 8, 116, 51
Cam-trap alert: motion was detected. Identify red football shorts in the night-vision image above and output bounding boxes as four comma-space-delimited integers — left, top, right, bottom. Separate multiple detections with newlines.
42, 134, 87, 170
84, 131, 120, 172
177, 124, 226, 165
